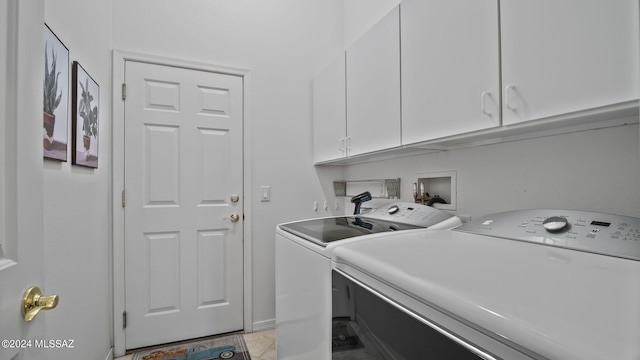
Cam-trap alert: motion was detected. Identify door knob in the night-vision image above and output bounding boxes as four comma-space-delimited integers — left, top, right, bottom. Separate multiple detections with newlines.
230, 213, 240, 223
230, 194, 240, 203
22, 286, 59, 322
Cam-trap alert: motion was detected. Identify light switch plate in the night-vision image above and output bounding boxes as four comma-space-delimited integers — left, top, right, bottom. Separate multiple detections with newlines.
260, 186, 270, 202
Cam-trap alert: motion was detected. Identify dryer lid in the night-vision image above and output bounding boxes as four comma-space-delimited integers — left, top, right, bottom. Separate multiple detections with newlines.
333, 225, 640, 360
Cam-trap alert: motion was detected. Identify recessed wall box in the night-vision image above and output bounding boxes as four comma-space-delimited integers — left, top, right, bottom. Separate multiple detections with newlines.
415, 170, 456, 210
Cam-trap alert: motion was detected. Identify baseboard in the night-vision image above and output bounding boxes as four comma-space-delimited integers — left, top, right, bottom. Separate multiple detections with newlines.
105, 347, 114, 360
252, 318, 275, 332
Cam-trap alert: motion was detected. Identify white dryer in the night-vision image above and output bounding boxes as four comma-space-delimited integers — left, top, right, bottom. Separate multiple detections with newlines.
275, 202, 461, 359
332, 209, 640, 359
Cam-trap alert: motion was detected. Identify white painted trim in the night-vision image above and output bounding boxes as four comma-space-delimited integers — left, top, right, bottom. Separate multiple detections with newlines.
242, 69, 255, 335
251, 318, 276, 333
111, 49, 253, 356
111, 50, 126, 358
0, 0, 6, 264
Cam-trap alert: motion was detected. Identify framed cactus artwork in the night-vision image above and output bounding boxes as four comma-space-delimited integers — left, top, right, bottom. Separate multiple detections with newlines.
43, 24, 69, 161
71, 61, 99, 168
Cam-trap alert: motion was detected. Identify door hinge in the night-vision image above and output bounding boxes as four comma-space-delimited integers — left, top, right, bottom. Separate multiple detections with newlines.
121, 190, 126, 208
123, 311, 127, 329
121, 83, 127, 101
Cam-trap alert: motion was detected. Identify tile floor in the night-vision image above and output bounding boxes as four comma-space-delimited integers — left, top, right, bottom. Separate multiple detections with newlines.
114, 329, 276, 360
243, 329, 276, 360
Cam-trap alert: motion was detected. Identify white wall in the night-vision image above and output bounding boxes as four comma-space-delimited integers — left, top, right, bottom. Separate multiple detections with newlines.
35, 2, 346, 358
342, 124, 640, 218
43, 0, 113, 359
112, 0, 344, 331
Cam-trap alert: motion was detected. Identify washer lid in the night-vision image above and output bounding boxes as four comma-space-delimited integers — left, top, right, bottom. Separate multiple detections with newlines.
333, 230, 640, 360
279, 202, 460, 247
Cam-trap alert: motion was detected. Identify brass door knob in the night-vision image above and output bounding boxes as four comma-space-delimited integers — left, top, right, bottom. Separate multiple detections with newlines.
22, 286, 59, 322
230, 213, 240, 223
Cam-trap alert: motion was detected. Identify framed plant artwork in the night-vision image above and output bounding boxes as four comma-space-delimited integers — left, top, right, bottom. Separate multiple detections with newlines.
71, 61, 99, 168
43, 24, 69, 161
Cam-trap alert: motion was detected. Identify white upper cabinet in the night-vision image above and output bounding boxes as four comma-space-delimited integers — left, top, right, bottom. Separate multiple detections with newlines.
313, 54, 347, 163
401, 0, 501, 144
501, 0, 639, 125
313, 1, 639, 164
346, 6, 401, 157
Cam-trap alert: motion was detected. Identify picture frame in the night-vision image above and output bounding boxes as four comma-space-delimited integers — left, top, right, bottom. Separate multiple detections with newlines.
71, 61, 99, 168
43, 23, 69, 161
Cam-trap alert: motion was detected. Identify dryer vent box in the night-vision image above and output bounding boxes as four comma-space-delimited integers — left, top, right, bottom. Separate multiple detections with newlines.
416, 171, 456, 211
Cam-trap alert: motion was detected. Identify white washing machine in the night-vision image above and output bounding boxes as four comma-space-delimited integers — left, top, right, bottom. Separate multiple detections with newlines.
332, 209, 640, 360
275, 202, 462, 359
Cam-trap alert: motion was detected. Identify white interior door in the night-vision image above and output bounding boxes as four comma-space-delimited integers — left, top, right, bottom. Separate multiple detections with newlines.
124, 61, 244, 350
0, 2, 48, 359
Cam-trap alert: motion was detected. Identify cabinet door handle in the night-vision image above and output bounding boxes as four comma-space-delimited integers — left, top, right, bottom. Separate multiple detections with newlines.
481, 91, 492, 116
339, 138, 345, 153
345, 136, 351, 157
505, 85, 517, 111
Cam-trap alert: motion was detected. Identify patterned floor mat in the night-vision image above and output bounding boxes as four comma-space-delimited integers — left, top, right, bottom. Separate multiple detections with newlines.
131, 334, 250, 360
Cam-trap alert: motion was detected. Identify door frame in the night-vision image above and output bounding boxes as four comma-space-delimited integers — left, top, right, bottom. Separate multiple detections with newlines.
111, 50, 253, 357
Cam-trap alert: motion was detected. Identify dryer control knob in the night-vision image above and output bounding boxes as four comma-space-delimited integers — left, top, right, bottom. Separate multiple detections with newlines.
543, 216, 569, 232
387, 205, 400, 215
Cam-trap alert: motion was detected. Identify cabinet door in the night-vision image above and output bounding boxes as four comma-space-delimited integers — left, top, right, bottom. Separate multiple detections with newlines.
501, 0, 639, 125
401, 0, 500, 144
313, 54, 346, 163
346, 6, 401, 157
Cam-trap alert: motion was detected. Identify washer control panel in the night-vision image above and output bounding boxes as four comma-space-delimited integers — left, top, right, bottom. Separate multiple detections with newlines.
363, 202, 461, 229
455, 209, 640, 261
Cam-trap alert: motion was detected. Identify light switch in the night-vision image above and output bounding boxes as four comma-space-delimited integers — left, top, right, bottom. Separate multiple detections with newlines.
260, 186, 270, 202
